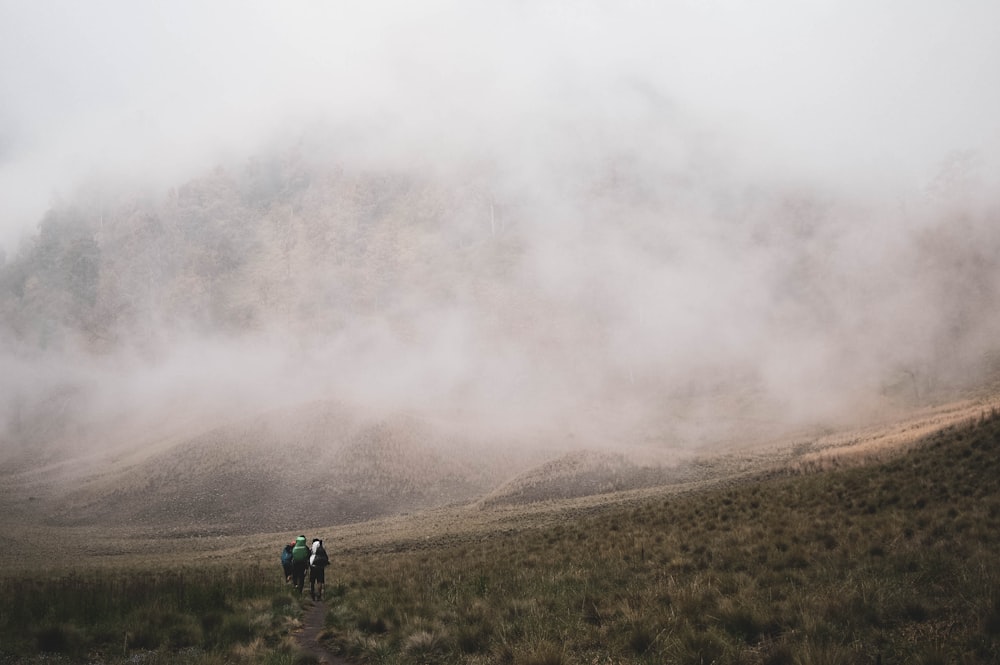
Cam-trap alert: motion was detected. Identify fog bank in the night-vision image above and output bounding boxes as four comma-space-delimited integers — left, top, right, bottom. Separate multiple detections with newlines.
2, 1, 999, 457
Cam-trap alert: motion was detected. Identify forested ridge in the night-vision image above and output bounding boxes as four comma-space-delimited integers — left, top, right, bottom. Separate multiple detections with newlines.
0, 149, 525, 356
4, 147, 998, 370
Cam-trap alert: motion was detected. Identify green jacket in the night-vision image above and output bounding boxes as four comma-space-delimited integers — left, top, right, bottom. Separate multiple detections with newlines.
291, 536, 310, 563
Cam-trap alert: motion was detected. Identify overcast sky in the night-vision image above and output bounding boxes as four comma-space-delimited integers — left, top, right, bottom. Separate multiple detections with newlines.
2, 1, 1000, 454
2, 0, 999, 251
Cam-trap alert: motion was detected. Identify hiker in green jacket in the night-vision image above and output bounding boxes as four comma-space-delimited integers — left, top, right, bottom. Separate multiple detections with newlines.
290, 535, 310, 594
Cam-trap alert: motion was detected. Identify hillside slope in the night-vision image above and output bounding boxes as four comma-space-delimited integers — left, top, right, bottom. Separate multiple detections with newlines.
5, 401, 558, 533
2, 395, 994, 540
309, 401, 1000, 664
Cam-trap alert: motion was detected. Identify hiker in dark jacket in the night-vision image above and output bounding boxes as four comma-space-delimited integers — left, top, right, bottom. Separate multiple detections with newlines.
309, 538, 330, 601
280, 542, 294, 584
290, 535, 310, 594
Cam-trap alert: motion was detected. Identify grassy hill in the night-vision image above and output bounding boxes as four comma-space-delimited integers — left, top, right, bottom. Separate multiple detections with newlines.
2, 402, 998, 663
312, 406, 1000, 664
0, 397, 990, 542
16, 401, 552, 533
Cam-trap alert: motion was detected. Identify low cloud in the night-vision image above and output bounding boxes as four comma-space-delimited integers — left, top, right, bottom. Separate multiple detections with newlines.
2, 1, 999, 457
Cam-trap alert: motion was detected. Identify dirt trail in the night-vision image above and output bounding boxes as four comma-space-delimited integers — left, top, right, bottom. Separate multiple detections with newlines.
295, 600, 348, 664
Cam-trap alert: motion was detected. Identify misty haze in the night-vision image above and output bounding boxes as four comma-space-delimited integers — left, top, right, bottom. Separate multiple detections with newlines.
2, 2, 999, 523
1, 3, 1000, 662
0, 0, 1000, 665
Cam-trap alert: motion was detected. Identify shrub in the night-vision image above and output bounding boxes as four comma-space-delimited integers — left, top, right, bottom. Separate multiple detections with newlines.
669, 627, 728, 664
166, 615, 203, 649
580, 596, 603, 626
516, 641, 564, 665
627, 621, 657, 655
271, 594, 294, 610
456, 620, 493, 654
357, 614, 389, 634
403, 629, 446, 658
793, 640, 856, 665
218, 614, 254, 647
718, 605, 772, 644
35, 622, 87, 655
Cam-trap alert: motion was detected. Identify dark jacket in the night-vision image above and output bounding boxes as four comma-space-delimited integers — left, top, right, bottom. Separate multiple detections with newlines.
310, 540, 330, 568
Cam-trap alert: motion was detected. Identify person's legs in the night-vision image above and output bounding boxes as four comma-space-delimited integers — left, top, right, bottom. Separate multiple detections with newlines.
292, 562, 307, 593
314, 566, 325, 600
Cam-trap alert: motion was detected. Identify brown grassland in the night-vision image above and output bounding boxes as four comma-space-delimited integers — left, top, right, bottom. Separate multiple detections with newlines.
1, 399, 999, 664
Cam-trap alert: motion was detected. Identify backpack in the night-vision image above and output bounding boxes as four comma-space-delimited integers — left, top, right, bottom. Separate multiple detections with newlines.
292, 539, 310, 562
315, 545, 329, 567
280, 546, 293, 566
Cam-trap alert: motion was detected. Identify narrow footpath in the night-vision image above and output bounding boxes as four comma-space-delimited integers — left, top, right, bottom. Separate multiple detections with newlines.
295, 600, 348, 664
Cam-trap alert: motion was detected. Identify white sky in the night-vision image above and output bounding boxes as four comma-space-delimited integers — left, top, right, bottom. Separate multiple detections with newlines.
2, 1, 999, 250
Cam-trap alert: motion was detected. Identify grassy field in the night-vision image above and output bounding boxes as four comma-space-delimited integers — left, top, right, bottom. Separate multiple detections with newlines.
1, 407, 999, 664
315, 408, 1000, 664
0, 565, 307, 664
